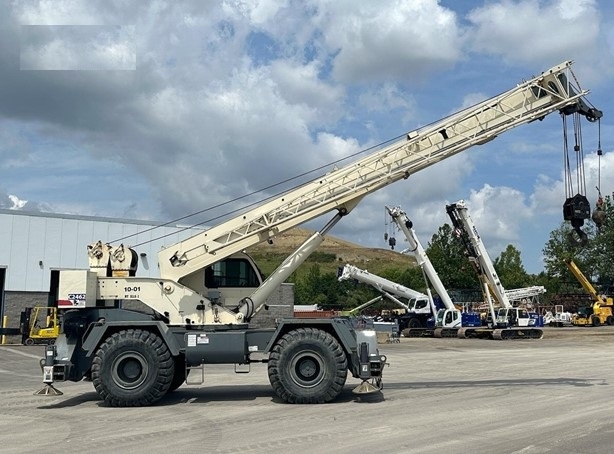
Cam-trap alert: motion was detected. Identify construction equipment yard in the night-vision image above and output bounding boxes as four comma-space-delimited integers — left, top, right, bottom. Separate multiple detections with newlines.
2, 327, 614, 454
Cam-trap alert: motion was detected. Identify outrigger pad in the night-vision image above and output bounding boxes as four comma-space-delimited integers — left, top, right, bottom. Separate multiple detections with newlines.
352, 380, 382, 395
34, 384, 63, 396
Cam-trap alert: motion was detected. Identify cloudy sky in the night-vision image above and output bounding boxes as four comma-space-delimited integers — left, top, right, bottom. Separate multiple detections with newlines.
0, 0, 613, 274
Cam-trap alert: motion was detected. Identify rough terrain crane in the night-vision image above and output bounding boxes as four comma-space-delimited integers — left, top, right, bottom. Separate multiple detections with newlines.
564, 259, 614, 326
446, 200, 544, 339
39, 61, 600, 406
337, 264, 438, 332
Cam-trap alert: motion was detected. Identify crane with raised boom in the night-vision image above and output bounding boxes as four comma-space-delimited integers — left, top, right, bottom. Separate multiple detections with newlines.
446, 200, 545, 339
39, 61, 600, 405
385, 206, 482, 337
385, 205, 547, 339
337, 264, 438, 332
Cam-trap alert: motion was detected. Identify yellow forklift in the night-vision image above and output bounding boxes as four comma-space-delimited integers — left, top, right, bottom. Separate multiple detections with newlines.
20, 307, 59, 345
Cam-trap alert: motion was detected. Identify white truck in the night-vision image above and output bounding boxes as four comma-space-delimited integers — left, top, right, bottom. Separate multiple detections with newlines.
445, 200, 546, 339
39, 61, 601, 405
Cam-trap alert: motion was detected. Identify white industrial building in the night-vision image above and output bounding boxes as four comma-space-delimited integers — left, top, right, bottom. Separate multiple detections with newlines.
0, 209, 293, 342
0, 208, 204, 327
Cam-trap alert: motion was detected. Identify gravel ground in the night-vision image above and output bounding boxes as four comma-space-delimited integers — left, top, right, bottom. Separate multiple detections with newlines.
2, 326, 614, 454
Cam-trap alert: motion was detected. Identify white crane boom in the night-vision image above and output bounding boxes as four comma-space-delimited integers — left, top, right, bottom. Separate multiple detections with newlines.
504, 286, 546, 304
446, 202, 547, 309
338, 264, 428, 309
385, 206, 456, 310
157, 61, 599, 284
445, 200, 513, 308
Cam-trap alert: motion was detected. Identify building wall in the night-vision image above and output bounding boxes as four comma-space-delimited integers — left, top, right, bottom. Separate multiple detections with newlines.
249, 283, 295, 329
2, 291, 49, 344
0, 209, 208, 293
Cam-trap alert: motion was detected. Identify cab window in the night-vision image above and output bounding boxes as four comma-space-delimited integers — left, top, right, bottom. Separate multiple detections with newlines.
205, 258, 260, 288
415, 299, 428, 310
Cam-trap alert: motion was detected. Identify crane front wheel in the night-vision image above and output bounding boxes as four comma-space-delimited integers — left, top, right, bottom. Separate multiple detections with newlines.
268, 327, 347, 404
92, 329, 174, 407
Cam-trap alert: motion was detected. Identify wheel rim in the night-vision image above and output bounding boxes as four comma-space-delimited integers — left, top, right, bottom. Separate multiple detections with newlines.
289, 351, 324, 388
111, 351, 149, 390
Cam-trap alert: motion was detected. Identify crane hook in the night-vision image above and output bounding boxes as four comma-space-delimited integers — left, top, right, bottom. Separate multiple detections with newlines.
568, 223, 589, 247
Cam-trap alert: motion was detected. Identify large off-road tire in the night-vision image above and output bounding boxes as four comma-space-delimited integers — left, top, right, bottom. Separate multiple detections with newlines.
91, 329, 174, 407
268, 327, 347, 404
168, 353, 187, 393
591, 316, 601, 327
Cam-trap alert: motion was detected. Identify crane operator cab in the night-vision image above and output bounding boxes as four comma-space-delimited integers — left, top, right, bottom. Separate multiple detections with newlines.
181, 252, 264, 308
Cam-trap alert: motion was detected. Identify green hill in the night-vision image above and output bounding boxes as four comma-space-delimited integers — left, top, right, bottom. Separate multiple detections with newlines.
246, 227, 418, 279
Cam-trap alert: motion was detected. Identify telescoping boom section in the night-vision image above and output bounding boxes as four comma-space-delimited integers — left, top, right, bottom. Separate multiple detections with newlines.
44, 61, 599, 407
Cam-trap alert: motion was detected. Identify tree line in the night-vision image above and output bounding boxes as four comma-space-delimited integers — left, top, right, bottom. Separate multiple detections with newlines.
293, 193, 614, 310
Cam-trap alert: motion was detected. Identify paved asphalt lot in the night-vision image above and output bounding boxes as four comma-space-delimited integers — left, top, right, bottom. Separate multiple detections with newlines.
2, 327, 614, 454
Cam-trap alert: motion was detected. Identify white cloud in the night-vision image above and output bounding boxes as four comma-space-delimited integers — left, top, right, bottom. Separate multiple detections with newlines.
357, 83, 416, 118
532, 150, 614, 216
464, 184, 531, 242
315, 0, 463, 84
20, 25, 136, 70
15, 0, 109, 25
8, 195, 27, 209
467, 0, 600, 65
268, 60, 345, 123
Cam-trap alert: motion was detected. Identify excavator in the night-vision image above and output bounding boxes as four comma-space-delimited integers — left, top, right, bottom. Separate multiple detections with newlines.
38, 61, 601, 406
